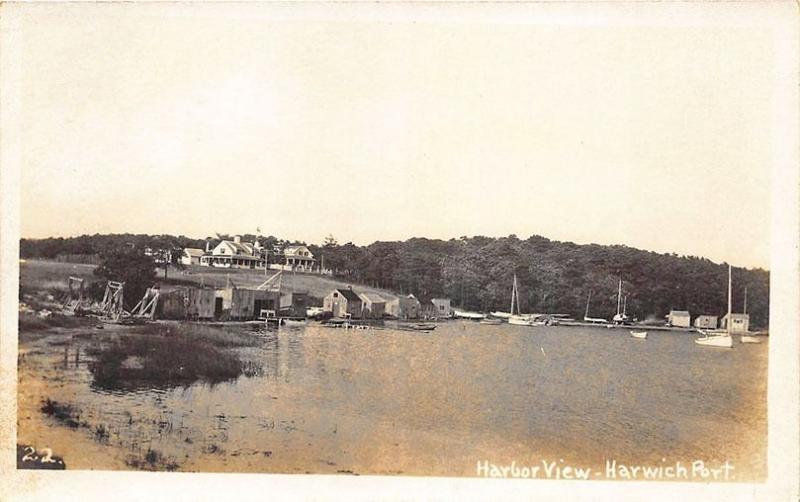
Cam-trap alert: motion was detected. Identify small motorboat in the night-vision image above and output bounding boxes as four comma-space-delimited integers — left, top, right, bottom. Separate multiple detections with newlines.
629, 330, 647, 339
695, 330, 733, 348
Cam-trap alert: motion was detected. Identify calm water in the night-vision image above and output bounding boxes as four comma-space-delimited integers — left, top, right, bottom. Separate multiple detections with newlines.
18, 321, 767, 479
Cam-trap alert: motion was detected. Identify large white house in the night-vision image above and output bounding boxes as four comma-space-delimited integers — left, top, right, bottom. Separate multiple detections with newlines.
200, 236, 266, 269
283, 245, 315, 272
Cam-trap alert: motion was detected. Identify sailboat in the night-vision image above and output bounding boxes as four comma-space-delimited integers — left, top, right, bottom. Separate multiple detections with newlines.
507, 275, 530, 325
695, 265, 734, 348
583, 291, 608, 324
612, 279, 632, 325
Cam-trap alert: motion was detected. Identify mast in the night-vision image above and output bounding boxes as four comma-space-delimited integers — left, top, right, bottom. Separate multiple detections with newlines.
616, 279, 622, 316
726, 265, 732, 335
743, 287, 748, 315
585, 291, 592, 318
510, 275, 516, 315
623, 295, 627, 316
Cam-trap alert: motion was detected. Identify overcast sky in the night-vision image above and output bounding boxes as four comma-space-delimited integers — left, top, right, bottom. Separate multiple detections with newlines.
16, 4, 777, 269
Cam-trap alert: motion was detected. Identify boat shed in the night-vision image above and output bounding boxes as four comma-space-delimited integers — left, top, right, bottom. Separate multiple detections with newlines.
323, 288, 363, 319
666, 310, 691, 328
158, 287, 216, 320
359, 292, 387, 319
693, 315, 718, 329
386, 294, 421, 319
721, 313, 750, 334
280, 291, 309, 317
431, 298, 453, 318
215, 286, 281, 320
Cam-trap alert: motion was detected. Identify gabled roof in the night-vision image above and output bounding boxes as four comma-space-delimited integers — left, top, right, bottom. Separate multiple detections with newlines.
359, 292, 386, 304
183, 248, 205, 257
284, 245, 314, 258
669, 310, 690, 315
218, 240, 254, 255
332, 288, 361, 302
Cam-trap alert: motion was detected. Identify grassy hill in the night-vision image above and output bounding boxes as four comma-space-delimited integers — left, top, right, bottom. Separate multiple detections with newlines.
19, 260, 399, 307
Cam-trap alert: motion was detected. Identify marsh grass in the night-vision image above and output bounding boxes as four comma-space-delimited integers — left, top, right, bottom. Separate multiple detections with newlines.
88, 323, 263, 389
40, 399, 81, 429
126, 448, 179, 471
19, 312, 95, 332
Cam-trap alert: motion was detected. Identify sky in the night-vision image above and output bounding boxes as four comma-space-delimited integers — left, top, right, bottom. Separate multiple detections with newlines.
15, 3, 776, 269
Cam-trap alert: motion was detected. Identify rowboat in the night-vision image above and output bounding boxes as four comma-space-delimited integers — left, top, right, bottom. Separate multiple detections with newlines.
479, 318, 503, 325
629, 331, 647, 339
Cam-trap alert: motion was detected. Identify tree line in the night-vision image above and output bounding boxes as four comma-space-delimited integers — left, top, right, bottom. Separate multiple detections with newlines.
20, 233, 770, 327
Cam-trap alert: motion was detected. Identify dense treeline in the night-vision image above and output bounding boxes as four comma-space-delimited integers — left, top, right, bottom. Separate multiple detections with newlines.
20, 233, 770, 327
311, 235, 769, 328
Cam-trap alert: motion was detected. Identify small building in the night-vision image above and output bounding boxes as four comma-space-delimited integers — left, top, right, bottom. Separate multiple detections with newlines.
284, 245, 316, 272
323, 288, 363, 319
200, 236, 266, 269
158, 287, 216, 320
666, 310, 691, 328
359, 292, 387, 319
693, 315, 718, 329
386, 294, 422, 319
431, 298, 453, 318
180, 248, 205, 266
721, 313, 750, 334
214, 286, 280, 320
280, 291, 309, 318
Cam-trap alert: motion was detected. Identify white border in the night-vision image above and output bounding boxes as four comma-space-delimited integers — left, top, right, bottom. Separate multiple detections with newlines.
1, 3, 797, 501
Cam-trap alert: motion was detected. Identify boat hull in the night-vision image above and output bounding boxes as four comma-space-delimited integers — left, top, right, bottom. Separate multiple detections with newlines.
695, 335, 733, 348
630, 331, 647, 339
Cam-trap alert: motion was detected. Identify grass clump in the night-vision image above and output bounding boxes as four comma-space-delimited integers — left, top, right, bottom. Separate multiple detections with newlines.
40, 399, 81, 429
126, 448, 179, 471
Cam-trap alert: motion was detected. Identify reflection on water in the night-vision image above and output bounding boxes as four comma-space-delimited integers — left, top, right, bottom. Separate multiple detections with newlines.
18, 322, 768, 478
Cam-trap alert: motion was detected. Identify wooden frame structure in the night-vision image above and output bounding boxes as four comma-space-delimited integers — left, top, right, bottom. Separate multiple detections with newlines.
99, 281, 126, 320
61, 276, 88, 314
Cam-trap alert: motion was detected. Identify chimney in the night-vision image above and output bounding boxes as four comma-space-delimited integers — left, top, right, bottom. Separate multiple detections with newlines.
234, 235, 241, 244
205, 241, 212, 253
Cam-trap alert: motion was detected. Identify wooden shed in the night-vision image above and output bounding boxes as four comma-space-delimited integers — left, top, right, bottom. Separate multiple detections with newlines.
215, 286, 280, 320
157, 287, 216, 320
386, 294, 422, 319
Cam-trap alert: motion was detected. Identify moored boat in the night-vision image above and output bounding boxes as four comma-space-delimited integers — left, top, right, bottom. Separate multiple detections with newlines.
453, 309, 485, 320
480, 318, 503, 325
508, 314, 531, 326
630, 330, 647, 339
410, 323, 436, 331
740, 335, 762, 344
695, 265, 735, 349
695, 332, 733, 348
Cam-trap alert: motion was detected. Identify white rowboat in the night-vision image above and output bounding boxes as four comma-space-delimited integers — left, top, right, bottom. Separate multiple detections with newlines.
630, 331, 647, 339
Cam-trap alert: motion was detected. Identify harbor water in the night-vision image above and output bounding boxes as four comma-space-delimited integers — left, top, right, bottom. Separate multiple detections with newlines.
17, 321, 767, 479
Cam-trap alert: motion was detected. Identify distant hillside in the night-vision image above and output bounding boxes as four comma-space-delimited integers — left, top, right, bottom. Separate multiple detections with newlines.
19, 233, 770, 327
